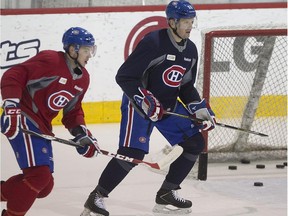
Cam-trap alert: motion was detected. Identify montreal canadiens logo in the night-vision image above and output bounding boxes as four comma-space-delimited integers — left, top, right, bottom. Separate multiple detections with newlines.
162, 65, 186, 87
48, 90, 74, 111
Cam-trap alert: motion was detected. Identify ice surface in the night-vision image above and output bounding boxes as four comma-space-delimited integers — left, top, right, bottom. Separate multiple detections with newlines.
1, 123, 287, 216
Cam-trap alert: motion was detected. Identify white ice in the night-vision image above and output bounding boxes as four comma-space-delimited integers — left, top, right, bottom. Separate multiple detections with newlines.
1, 123, 287, 216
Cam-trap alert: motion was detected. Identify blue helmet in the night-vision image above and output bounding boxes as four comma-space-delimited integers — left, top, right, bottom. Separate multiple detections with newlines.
62, 27, 95, 52
166, 0, 196, 20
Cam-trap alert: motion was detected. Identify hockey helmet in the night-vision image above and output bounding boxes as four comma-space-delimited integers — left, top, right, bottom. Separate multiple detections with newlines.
62, 27, 96, 54
166, 0, 196, 20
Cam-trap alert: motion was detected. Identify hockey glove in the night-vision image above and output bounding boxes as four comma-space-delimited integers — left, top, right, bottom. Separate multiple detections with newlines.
1, 99, 21, 139
187, 99, 216, 131
72, 125, 101, 158
133, 87, 164, 122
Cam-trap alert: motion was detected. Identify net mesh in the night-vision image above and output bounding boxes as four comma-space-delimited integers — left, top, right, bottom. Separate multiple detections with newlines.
197, 26, 287, 162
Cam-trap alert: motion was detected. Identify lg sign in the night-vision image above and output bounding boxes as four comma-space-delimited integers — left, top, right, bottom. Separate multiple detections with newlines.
210, 36, 277, 73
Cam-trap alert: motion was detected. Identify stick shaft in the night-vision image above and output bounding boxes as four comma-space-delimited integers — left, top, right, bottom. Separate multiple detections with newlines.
165, 111, 268, 137
21, 128, 182, 169
22, 128, 78, 146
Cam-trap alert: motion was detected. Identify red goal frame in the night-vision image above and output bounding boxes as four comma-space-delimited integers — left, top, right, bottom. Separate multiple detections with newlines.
197, 28, 287, 180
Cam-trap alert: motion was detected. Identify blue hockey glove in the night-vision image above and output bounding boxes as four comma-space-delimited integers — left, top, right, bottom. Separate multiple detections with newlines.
1, 99, 21, 139
72, 125, 100, 158
187, 99, 216, 131
133, 87, 164, 122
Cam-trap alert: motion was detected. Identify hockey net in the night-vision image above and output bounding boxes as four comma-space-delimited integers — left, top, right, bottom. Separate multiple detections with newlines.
149, 26, 287, 180
193, 26, 287, 179
198, 26, 287, 157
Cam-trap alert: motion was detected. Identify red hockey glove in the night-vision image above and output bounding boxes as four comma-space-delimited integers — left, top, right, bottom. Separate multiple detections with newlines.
1, 99, 21, 139
72, 125, 101, 158
187, 99, 216, 131
133, 87, 164, 122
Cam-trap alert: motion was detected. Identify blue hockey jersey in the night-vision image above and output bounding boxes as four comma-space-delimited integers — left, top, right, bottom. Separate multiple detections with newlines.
116, 28, 201, 112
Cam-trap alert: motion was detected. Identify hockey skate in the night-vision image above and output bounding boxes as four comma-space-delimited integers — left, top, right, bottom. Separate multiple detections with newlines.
80, 191, 109, 216
152, 189, 192, 215
2, 209, 7, 216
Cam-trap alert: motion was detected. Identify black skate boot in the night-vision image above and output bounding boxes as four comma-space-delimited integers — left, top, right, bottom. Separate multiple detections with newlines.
80, 191, 109, 216
2, 209, 6, 216
153, 189, 192, 214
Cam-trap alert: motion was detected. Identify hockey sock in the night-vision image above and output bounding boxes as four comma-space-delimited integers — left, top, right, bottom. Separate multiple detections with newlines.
162, 133, 205, 186
97, 147, 145, 195
1, 174, 23, 201
4, 166, 52, 216
37, 175, 54, 198
97, 158, 133, 195
165, 152, 198, 186
159, 180, 179, 192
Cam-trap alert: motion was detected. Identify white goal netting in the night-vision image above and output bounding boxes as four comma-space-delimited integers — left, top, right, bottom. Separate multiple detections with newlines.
197, 26, 287, 162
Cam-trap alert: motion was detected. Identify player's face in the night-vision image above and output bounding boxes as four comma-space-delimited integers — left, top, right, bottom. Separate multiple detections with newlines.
77, 45, 97, 67
175, 18, 194, 39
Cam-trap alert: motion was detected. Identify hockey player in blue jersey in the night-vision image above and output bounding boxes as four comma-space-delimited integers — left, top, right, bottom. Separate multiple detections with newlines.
80, 1, 216, 215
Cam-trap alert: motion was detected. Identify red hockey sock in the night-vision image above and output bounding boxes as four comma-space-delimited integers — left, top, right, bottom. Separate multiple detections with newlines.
3, 166, 52, 216
37, 175, 54, 198
1, 174, 23, 201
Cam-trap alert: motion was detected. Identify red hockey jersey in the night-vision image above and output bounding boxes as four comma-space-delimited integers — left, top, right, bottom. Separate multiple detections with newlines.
1, 50, 90, 135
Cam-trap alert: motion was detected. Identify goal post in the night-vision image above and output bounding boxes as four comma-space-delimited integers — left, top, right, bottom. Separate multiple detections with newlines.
196, 27, 287, 180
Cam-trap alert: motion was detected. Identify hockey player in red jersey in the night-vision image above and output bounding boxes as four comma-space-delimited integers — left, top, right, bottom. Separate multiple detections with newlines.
1, 27, 100, 216
80, 1, 216, 215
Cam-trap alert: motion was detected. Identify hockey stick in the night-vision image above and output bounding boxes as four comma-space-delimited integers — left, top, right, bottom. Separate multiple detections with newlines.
164, 111, 268, 137
21, 128, 183, 170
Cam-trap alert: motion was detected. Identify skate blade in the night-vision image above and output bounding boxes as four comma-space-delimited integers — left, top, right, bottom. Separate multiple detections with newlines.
152, 204, 192, 215
80, 208, 107, 216
80, 208, 91, 216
